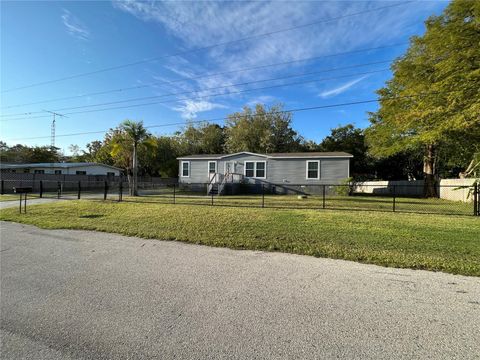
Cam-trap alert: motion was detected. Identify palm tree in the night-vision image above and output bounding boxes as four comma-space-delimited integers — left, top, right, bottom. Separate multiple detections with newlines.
113, 120, 150, 196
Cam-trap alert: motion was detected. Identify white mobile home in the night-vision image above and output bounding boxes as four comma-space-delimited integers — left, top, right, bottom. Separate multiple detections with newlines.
177, 151, 352, 194
0, 162, 122, 176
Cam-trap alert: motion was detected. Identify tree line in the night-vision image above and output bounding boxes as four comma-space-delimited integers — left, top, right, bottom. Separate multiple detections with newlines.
1, 101, 475, 181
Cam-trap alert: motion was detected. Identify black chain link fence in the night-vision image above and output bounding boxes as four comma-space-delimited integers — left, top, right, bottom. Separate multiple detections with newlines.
131, 182, 478, 216
1, 179, 478, 216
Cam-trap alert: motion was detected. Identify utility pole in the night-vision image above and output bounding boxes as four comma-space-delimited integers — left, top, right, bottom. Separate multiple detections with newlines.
43, 110, 67, 148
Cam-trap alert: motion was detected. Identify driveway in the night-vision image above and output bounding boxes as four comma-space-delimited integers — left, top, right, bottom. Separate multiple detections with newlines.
0, 194, 107, 209
0, 197, 63, 209
1, 221, 479, 359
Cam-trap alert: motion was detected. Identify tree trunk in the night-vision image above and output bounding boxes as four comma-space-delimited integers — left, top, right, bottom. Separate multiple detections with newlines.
423, 144, 438, 198
132, 144, 138, 196
127, 172, 133, 196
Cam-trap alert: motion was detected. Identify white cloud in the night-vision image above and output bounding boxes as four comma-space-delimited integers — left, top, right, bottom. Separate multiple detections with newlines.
319, 76, 369, 98
113, 1, 442, 115
173, 100, 226, 119
62, 9, 90, 41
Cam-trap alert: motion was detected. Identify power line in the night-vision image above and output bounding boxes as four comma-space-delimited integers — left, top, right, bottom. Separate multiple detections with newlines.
1, 1, 413, 93
0, 42, 408, 111
1, 60, 393, 118
0, 68, 390, 122
6, 91, 441, 142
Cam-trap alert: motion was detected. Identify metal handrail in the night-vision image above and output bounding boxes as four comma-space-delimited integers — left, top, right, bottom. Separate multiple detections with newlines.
217, 172, 230, 195
207, 172, 244, 195
207, 172, 221, 195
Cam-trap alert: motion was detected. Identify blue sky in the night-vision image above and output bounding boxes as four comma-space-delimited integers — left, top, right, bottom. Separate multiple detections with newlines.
0, 0, 448, 154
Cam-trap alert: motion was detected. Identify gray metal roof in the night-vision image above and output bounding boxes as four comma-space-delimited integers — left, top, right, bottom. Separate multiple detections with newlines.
269, 152, 353, 158
0, 162, 122, 170
178, 151, 353, 160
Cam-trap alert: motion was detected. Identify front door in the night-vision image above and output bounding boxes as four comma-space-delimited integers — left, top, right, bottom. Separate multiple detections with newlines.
225, 161, 235, 174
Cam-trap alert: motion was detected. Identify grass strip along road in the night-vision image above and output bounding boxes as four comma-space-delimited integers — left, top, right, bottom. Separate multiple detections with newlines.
1, 200, 479, 276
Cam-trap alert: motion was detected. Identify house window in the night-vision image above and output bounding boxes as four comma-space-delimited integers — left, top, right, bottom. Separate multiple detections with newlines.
256, 162, 265, 178
245, 162, 255, 177
107, 172, 115, 177
34, 170, 45, 174
55, 170, 62, 175
181, 161, 190, 177
245, 161, 266, 179
23, 169, 30, 173
208, 161, 216, 175
76, 171, 87, 175
306, 161, 320, 179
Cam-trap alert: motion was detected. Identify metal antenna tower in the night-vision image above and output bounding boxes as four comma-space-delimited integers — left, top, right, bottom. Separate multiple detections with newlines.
43, 110, 68, 148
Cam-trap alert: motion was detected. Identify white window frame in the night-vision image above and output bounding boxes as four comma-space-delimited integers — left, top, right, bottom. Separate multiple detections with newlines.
181, 161, 190, 178
244, 161, 267, 179
207, 161, 217, 176
306, 160, 320, 180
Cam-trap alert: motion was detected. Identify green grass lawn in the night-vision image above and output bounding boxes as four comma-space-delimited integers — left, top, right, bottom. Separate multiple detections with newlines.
1, 199, 479, 276
134, 192, 474, 216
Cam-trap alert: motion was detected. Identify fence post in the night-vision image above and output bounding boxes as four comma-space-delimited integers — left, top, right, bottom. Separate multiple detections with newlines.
1, 179, 4, 195
474, 183, 478, 216
173, 184, 176, 204
392, 185, 396, 212
119, 181, 123, 202
262, 184, 265, 208
322, 185, 326, 209
57, 181, 61, 199
39, 180, 43, 198
78, 181, 81, 199
211, 188, 214, 206
104, 181, 108, 201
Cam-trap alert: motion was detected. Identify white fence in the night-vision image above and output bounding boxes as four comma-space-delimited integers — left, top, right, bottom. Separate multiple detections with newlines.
439, 179, 476, 202
354, 179, 476, 202
354, 180, 424, 196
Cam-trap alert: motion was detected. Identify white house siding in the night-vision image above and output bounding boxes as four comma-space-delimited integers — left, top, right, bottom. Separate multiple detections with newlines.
178, 160, 210, 183
178, 154, 350, 185
3, 165, 121, 176
217, 154, 268, 181
64, 165, 120, 176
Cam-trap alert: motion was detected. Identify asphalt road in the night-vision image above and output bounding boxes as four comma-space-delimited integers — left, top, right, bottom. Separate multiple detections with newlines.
1, 221, 479, 359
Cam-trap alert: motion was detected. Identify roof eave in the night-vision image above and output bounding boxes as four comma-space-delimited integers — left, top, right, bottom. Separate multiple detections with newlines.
270, 155, 354, 159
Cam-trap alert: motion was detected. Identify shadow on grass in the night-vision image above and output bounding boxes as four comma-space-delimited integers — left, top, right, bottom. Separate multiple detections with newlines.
79, 214, 105, 219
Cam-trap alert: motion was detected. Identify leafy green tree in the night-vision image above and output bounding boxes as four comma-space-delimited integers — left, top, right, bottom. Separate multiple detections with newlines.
111, 120, 154, 196
225, 104, 303, 153
318, 124, 423, 180
81, 140, 104, 162
179, 123, 225, 154
152, 136, 181, 177
366, 0, 480, 196
0, 142, 61, 163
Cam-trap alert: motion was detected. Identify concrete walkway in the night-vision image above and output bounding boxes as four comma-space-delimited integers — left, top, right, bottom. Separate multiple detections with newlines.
1, 221, 479, 359
0, 197, 62, 209
0, 194, 107, 209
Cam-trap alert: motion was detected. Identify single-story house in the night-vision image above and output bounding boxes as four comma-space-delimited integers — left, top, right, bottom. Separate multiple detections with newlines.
0, 162, 122, 176
177, 151, 353, 194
